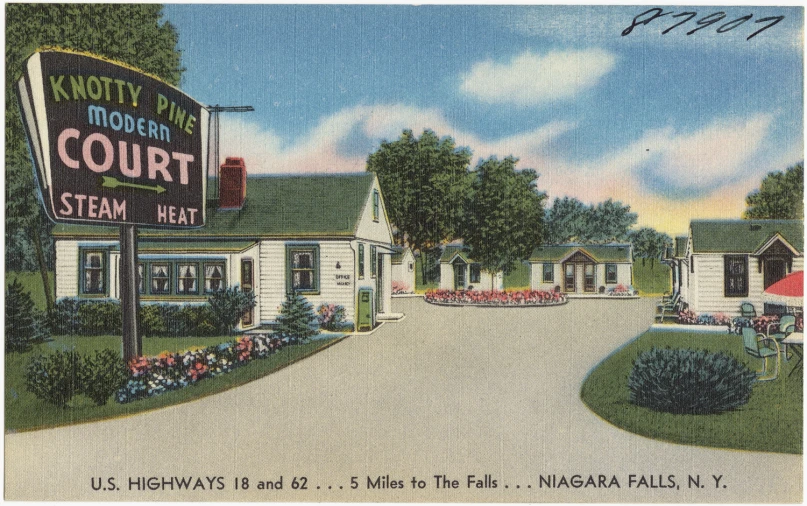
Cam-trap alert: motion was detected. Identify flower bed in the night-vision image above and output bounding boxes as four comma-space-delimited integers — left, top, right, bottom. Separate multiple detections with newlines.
392, 281, 412, 295
607, 284, 638, 297
675, 310, 805, 334
424, 289, 566, 306
729, 314, 804, 335
116, 334, 286, 403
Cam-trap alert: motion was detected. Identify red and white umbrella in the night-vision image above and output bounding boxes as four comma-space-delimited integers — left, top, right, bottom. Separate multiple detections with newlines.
763, 270, 803, 307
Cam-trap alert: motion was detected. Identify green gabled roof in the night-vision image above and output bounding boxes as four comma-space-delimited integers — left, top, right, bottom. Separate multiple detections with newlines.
674, 236, 688, 258
690, 220, 803, 254
529, 244, 632, 263
440, 245, 474, 264
138, 241, 256, 253
52, 174, 375, 239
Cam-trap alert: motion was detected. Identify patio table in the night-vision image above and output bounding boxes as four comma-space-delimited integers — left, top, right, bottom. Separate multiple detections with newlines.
782, 332, 803, 378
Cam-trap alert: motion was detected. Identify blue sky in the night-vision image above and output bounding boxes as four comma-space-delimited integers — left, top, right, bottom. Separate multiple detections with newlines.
163, 4, 803, 235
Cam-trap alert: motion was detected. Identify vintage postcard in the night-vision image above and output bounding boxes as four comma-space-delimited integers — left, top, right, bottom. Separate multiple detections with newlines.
4, 3, 804, 503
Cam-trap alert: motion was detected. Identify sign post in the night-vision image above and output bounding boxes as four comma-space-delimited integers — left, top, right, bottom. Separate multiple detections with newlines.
17, 49, 209, 362
120, 224, 141, 359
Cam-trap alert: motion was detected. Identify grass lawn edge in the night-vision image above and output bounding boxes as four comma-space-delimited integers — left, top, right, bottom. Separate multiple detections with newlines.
7, 334, 350, 434
580, 329, 802, 455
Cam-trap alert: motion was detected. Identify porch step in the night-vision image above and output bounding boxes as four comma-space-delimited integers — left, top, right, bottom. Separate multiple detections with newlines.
377, 312, 405, 321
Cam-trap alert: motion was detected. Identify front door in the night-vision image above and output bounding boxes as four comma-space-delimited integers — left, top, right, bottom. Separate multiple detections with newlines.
584, 263, 595, 292
376, 255, 384, 314
564, 263, 575, 292
454, 263, 466, 290
240, 258, 254, 326
764, 258, 787, 289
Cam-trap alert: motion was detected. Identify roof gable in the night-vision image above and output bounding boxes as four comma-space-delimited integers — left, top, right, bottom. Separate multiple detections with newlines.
440, 245, 473, 264
529, 243, 632, 263
53, 173, 376, 239
690, 220, 804, 254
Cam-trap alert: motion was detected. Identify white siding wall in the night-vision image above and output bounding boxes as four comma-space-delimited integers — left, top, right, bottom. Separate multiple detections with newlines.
440, 263, 454, 290
530, 262, 562, 291
259, 240, 358, 324
475, 270, 503, 291
617, 264, 632, 287
391, 250, 416, 292
55, 240, 80, 299
530, 262, 630, 292
690, 254, 804, 316
354, 177, 394, 245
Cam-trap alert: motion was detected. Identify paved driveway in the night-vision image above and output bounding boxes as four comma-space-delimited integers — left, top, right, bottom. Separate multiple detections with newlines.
5, 297, 802, 502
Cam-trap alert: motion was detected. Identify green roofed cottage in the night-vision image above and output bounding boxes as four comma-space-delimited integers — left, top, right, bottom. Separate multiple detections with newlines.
666, 219, 803, 315
528, 244, 633, 295
52, 167, 400, 331
439, 245, 504, 291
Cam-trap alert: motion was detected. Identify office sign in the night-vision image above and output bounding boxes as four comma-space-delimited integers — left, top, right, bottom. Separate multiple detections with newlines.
17, 49, 209, 227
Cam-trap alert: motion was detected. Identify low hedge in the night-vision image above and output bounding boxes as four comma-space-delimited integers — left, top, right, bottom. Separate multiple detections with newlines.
50, 299, 218, 337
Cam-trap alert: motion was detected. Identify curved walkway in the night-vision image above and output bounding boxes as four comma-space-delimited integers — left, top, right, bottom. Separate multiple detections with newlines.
5, 298, 801, 502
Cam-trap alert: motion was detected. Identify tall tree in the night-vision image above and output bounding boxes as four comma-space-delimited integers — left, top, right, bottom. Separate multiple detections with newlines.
543, 196, 637, 244
462, 156, 546, 286
585, 199, 638, 243
6, 4, 185, 311
543, 196, 589, 243
367, 129, 473, 281
744, 163, 804, 220
629, 227, 672, 269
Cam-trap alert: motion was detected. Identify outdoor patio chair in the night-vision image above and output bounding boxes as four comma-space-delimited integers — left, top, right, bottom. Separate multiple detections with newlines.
767, 315, 797, 359
767, 315, 797, 342
740, 302, 757, 318
742, 327, 780, 381
655, 292, 680, 323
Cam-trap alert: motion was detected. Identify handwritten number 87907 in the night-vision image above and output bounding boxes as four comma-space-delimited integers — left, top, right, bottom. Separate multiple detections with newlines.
622, 8, 784, 41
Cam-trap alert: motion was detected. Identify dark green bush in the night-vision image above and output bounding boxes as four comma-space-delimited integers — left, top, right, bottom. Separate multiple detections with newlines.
5, 279, 50, 352
50, 298, 83, 335
80, 349, 129, 405
275, 291, 320, 343
628, 347, 756, 415
25, 350, 83, 408
139, 304, 167, 337
77, 300, 122, 335
208, 287, 256, 335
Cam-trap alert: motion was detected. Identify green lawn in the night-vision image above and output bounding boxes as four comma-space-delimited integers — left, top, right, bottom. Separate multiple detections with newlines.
581, 330, 802, 454
503, 260, 530, 290
414, 256, 439, 292
6, 271, 54, 312
6, 334, 343, 432
633, 261, 671, 296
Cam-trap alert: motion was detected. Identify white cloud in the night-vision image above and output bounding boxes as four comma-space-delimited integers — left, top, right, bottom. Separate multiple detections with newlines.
641, 113, 774, 191
459, 49, 617, 106
216, 104, 573, 175
519, 112, 777, 235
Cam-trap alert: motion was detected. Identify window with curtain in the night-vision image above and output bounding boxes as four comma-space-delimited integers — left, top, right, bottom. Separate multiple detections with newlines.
204, 263, 225, 293
151, 264, 171, 295
82, 250, 106, 294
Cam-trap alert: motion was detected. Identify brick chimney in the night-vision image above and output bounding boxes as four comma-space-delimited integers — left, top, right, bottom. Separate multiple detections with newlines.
219, 157, 246, 210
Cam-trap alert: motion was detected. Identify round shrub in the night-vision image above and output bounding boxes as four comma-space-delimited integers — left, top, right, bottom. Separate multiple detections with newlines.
80, 349, 128, 405
25, 350, 82, 408
628, 347, 756, 415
